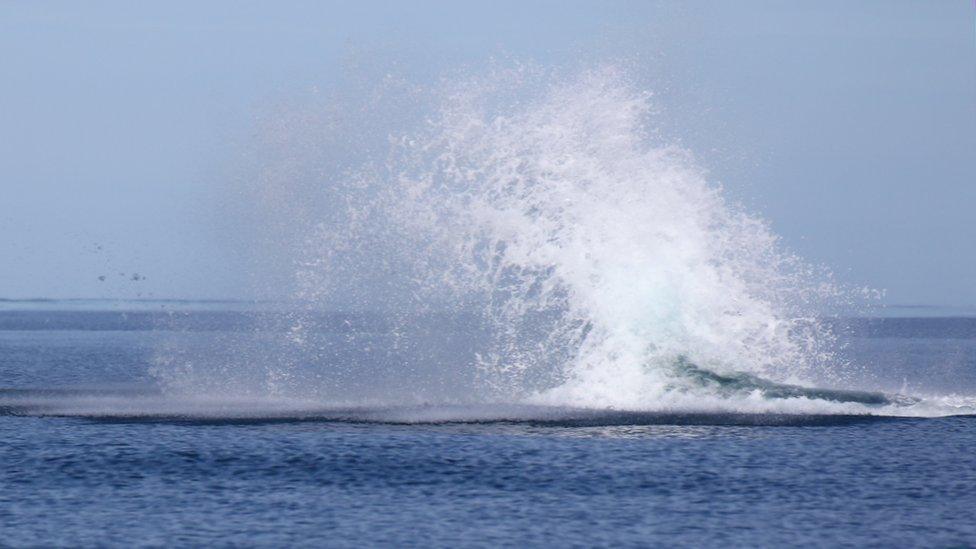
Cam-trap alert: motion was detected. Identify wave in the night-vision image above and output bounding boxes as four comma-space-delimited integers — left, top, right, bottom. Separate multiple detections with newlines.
668, 357, 918, 407
138, 62, 972, 417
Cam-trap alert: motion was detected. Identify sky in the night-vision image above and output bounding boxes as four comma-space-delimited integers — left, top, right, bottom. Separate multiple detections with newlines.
1, 0, 973, 306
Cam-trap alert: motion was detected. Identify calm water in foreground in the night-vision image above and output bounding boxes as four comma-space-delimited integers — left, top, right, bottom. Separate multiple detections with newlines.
1, 304, 974, 547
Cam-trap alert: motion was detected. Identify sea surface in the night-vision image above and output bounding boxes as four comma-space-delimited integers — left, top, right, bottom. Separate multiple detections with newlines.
1, 302, 975, 547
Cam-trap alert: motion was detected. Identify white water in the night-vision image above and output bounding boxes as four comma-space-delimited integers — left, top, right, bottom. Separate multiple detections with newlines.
137, 64, 973, 419
281, 66, 833, 403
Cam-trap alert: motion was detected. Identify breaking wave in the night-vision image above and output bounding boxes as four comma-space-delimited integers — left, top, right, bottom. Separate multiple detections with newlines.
137, 63, 972, 419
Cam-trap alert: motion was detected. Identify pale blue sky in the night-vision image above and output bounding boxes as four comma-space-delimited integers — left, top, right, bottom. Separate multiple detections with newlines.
1, 1, 973, 305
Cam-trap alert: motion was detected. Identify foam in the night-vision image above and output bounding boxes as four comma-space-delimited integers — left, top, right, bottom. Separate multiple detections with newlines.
145, 63, 969, 417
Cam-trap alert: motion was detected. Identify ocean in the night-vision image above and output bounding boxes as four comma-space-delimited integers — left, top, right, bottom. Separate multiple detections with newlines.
1, 303, 974, 547
3, 65, 974, 548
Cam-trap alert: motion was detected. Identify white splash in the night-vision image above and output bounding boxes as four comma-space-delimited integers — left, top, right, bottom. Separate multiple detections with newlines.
358, 65, 838, 407
145, 63, 971, 419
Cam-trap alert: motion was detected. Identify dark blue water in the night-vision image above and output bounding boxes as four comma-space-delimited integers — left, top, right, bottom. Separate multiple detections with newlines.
2, 304, 975, 547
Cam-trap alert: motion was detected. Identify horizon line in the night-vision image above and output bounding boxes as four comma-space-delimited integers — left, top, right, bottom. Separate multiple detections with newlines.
1, 297, 974, 310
